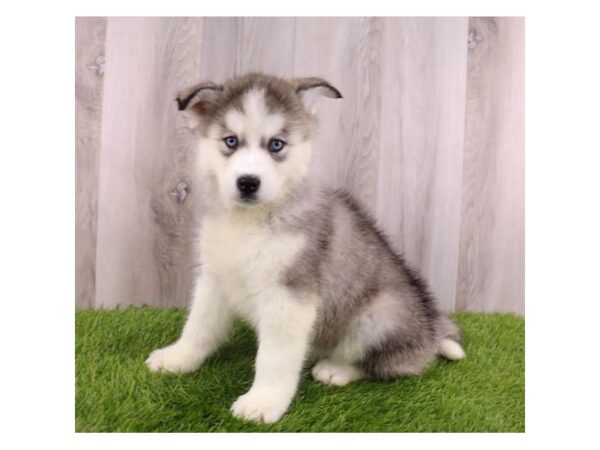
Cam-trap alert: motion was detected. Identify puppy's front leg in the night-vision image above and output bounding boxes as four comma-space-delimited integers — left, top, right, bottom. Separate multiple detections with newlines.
231, 290, 317, 423
146, 274, 233, 374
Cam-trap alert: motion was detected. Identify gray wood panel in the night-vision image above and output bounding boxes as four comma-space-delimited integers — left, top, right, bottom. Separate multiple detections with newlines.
200, 18, 241, 80
76, 17, 525, 314
455, 17, 525, 313
293, 17, 381, 210
75, 17, 106, 309
238, 17, 297, 77
377, 18, 468, 312
95, 18, 203, 308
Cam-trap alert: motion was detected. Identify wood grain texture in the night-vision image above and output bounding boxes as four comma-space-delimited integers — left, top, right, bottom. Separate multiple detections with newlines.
200, 18, 242, 80
238, 17, 297, 76
377, 17, 469, 312
293, 17, 382, 209
76, 17, 525, 313
151, 18, 206, 308
455, 18, 525, 313
75, 17, 106, 309
95, 18, 204, 308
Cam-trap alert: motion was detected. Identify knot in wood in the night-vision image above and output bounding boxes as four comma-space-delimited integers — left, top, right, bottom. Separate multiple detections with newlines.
169, 181, 190, 204
88, 54, 105, 76
468, 29, 483, 50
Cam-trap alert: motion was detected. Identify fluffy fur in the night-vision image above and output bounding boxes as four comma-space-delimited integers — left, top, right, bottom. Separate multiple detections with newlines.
146, 73, 465, 423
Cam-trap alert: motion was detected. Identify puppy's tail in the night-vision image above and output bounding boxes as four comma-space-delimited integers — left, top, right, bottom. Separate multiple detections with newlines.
439, 338, 466, 360
437, 315, 466, 360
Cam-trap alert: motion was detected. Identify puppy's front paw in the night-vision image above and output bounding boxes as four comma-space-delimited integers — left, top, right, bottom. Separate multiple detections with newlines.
231, 389, 290, 424
145, 342, 201, 374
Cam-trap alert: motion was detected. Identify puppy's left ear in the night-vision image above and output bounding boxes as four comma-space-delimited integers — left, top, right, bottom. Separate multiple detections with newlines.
293, 77, 342, 114
176, 81, 223, 129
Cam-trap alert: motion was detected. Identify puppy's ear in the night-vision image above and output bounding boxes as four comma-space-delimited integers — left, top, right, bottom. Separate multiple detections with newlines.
176, 81, 223, 129
293, 77, 342, 114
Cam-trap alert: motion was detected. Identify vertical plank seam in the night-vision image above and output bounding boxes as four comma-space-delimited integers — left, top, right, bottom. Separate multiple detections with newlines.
452, 18, 471, 313
91, 17, 110, 309
291, 17, 298, 76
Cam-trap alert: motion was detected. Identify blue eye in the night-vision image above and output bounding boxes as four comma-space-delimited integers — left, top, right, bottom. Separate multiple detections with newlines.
268, 139, 285, 153
224, 136, 238, 150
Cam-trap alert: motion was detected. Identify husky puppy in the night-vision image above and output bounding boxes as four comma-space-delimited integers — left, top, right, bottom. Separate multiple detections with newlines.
146, 73, 465, 423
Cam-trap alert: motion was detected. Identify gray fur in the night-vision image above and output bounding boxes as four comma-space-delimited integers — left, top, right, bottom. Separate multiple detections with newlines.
185, 73, 463, 381
179, 73, 317, 140
271, 184, 461, 380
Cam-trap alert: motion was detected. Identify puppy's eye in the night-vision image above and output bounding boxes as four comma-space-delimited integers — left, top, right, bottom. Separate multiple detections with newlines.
224, 136, 239, 150
268, 138, 285, 153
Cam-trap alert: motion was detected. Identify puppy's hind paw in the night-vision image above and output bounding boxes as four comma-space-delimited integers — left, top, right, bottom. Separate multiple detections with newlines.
312, 359, 364, 386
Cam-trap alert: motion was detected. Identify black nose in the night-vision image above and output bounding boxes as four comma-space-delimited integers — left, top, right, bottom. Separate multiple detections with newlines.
236, 175, 261, 196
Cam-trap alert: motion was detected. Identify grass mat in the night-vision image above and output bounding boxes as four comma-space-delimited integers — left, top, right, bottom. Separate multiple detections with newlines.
75, 307, 524, 432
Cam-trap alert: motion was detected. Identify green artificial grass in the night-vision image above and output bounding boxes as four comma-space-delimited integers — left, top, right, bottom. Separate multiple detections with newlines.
75, 307, 524, 432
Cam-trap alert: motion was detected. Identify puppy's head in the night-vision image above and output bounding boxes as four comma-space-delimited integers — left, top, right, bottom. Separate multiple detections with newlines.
177, 73, 342, 208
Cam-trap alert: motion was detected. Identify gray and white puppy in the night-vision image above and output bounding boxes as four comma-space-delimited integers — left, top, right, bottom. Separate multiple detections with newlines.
146, 73, 465, 423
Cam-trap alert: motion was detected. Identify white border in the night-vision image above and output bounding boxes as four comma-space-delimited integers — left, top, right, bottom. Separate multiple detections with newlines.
1, 0, 600, 448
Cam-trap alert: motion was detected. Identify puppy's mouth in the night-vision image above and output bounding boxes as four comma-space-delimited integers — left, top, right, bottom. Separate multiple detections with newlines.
234, 193, 261, 206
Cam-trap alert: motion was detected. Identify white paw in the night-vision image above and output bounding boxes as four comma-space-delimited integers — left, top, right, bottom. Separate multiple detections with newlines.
145, 342, 201, 374
231, 389, 290, 424
312, 360, 363, 386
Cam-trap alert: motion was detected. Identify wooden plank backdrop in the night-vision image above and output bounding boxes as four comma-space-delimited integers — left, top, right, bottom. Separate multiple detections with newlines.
456, 17, 525, 312
75, 17, 106, 309
75, 17, 525, 314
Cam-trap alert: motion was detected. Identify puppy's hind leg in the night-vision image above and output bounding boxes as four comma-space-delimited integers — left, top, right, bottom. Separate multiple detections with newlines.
146, 274, 233, 374
311, 328, 366, 386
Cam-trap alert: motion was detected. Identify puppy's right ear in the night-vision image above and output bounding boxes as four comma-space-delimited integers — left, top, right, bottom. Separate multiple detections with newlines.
176, 81, 223, 129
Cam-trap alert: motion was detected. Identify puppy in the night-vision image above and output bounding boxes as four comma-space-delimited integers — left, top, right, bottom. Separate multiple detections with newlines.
146, 73, 465, 423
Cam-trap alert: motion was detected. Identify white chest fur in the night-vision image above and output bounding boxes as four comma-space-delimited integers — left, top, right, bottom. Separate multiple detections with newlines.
199, 211, 306, 323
